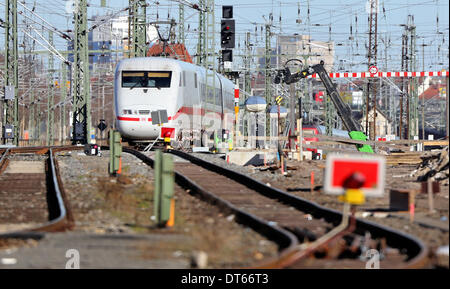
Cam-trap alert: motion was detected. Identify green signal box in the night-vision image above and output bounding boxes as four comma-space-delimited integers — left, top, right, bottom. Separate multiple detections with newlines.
154, 150, 175, 227
109, 130, 123, 175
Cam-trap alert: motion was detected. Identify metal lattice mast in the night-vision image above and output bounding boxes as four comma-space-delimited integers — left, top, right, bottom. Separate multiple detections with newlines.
179, 4, 185, 45
241, 32, 252, 138
399, 31, 408, 139
3, 0, 19, 145
35, 94, 40, 143
383, 34, 389, 115
197, 0, 206, 65
72, 0, 91, 144
421, 41, 426, 140
25, 22, 34, 143
407, 15, 418, 139
325, 13, 334, 135
130, 0, 147, 58
61, 63, 68, 143
265, 23, 272, 137
447, 72, 449, 138
29, 79, 35, 142
366, 0, 378, 140
205, 0, 216, 107
265, 23, 272, 105
36, 90, 41, 143
244, 32, 252, 96
47, 31, 54, 146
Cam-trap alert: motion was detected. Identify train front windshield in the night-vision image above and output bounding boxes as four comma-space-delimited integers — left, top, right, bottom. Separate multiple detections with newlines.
122, 71, 172, 88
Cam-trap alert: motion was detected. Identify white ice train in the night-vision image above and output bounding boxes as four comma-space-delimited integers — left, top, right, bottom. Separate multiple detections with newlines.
114, 57, 236, 146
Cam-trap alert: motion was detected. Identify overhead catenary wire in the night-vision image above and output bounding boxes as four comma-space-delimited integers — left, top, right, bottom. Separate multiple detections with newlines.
0, 0, 448, 143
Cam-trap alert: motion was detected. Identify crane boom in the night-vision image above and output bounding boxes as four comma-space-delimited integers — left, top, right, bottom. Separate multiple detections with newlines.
310, 63, 361, 132
275, 61, 374, 153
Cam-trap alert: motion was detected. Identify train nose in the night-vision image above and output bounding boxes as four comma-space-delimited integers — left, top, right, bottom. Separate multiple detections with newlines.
116, 116, 161, 140
116, 108, 176, 141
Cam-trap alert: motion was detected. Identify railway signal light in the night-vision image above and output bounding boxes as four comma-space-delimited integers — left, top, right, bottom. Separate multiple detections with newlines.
84, 144, 99, 156
73, 122, 86, 143
222, 49, 233, 62
222, 6, 233, 19
221, 19, 235, 49
2, 124, 14, 140
97, 120, 107, 132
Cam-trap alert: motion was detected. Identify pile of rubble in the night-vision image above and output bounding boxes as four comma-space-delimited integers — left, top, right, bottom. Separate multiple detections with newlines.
413, 147, 449, 185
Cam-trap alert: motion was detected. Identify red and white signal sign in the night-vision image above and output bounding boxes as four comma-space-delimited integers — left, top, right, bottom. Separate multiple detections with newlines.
324, 154, 386, 197
369, 66, 379, 75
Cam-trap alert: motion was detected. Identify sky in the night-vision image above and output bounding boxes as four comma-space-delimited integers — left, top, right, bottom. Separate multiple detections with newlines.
0, 0, 449, 73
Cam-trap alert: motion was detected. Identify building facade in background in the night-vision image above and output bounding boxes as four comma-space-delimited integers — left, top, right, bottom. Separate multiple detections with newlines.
276, 35, 335, 71
252, 34, 335, 99
68, 15, 130, 70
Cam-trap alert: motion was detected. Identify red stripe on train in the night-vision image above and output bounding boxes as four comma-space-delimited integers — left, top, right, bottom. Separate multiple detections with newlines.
117, 117, 140, 122
118, 107, 225, 122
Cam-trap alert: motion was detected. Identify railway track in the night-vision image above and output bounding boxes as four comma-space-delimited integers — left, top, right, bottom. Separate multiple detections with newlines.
0, 145, 429, 268
0, 146, 78, 237
125, 148, 429, 269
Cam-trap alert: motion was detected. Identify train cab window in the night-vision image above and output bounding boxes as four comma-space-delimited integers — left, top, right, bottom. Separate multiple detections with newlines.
122, 72, 146, 88
194, 73, 198, 88
122, 71, 172, 88
147, 72, 172, 88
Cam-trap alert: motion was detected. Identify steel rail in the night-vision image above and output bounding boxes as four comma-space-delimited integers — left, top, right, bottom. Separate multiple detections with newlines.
167, 149, 429, 269
123, 147, 300, 268
0, 146, 81, 239
0, 148, 10, 174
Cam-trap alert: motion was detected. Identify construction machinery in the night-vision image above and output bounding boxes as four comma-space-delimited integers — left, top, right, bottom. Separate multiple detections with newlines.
275, 61, 374, 153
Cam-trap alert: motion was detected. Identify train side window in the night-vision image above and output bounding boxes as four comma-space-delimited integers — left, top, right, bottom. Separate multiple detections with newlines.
183, 71, 186, 87
194, 73, 198, 88
179, 73, 182, 87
